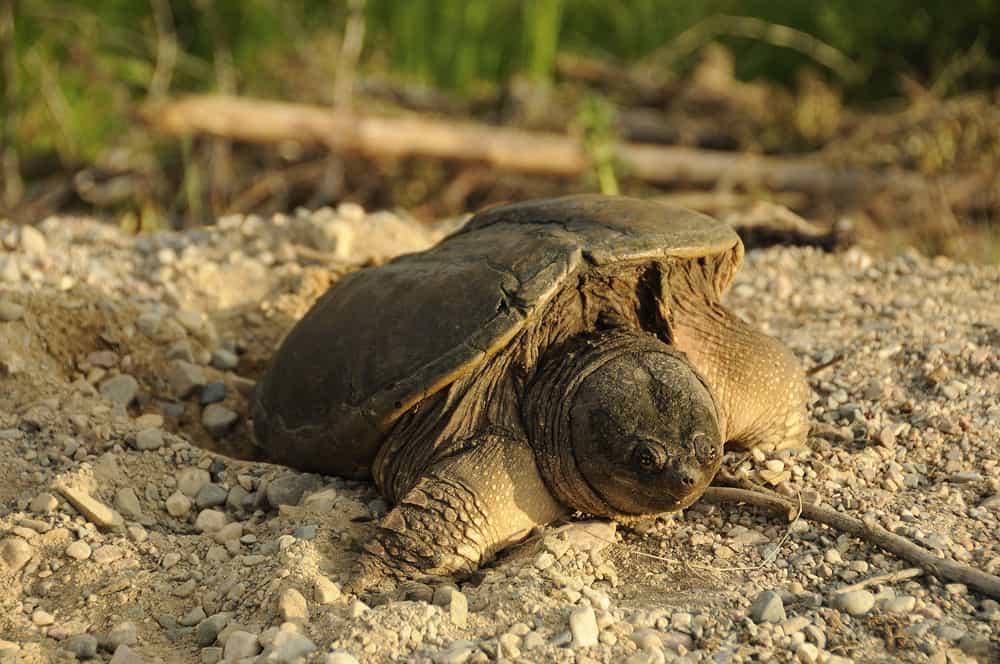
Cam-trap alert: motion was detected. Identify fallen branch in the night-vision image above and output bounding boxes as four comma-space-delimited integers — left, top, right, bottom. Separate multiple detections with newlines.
702, 481, 1000, 600
138, 95, 924, 198
830, 567, 924, 595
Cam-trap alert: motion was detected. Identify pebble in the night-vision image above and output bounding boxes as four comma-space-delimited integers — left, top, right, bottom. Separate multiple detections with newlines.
325, 653, 360, 664
178, 467, 212, 497
267, 629, 317, 662
266, 473, 321, 508
165, 491, 192, 517
65, 540, 92, 560
0, 299, 24, 322
277, 587, 309, 622
55, 484, 123, 530
882, 595, 917, 613
32, 609, 55, 626
91, 544, 123, 564
105, 621, 138, 648
448, 589, 469, 628
98, 374, 139, 406
749, 590, 786, 623
569, 605, 599, 647
133, 427, 164, 450
832, 589, 876, 615
29, 492, 58, 513
168, 360, 208, 398
108, 645, 143, 664
195, 483, 228, 509
194, 508, 228, 533
0, 537, 33, 572
114, 488, 143, 520
210, 348, 239, 370
62, 633, 98, 659
201, 403, 238, 436
196, 613, 230, 647
223, 631, 260, 659
314, 577, 342, 604
200, 381, 227, 405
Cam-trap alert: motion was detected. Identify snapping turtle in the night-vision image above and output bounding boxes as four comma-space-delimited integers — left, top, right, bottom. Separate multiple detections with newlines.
252, 194, 809, 590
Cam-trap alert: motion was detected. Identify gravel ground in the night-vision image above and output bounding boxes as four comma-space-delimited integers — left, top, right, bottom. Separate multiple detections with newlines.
0, 205, 998, 664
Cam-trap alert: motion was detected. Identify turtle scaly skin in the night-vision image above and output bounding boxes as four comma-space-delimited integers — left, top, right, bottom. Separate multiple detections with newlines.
252, 195, 809, 591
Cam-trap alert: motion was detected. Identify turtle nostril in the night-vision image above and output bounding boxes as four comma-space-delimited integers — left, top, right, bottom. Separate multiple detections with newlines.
680, 474, 696, 487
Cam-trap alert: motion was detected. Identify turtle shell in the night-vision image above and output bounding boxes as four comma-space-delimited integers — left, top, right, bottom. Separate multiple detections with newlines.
252, 194, 742, 478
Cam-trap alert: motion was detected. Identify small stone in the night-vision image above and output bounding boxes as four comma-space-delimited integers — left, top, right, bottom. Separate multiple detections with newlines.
168, 360, 207, 399
534, 552, 555, 570
114, 488, 143, 520
98, 374, 139, 406
200, 381, 227, 405
278, 588, 309, 622
883, 595, 916, 613
293, 524, 317, 540
195, 483, 228, 509
431, 641, 475, 664
781, 616, 810, 635
314, 577, 342, 604
325, 653, 360, 664
749, 590, 786, 623
833, 589, 875, 615
449, 590, 469, 627
196, 613, 230, 647
796, 642, 820, 663
268, 630, 317, 662
210, 348, 239, 370
108, 645, 143, 664
212, 522, 243, 544
194, 509, 228, 533
223, 631, 260, 659
201, 647, 222, 664
32, 609, 55, 626
0, 299, 24, 322
177, 467, 212, 497
0, 537, 33, 572
105, 621, 138, 648
134, 428, 164, 451
29, 492, 58, 513
569, 605, 599, 648
824, 549, 842, 565
348, 599, 369, 618
19, 225, 47, 255
302, 488, 337, 512
65, 540, 92, 560
201, 404, 238, 437
179, 606, 207, 627
266, 474, 322, 508
63, 633, 98, 659
91, 544, 124, 564
55, 484, 123, 530
165, 491, 192, 517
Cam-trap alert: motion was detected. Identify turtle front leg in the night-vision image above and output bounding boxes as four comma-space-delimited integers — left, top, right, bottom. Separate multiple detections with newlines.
346, 433, 567, 594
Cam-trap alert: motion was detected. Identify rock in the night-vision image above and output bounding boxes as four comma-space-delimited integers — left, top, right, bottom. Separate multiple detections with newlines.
19, 225, 47, 255
832, 589, 876, 616
65, 540, 92, 560
266, 473, 322, 508
325, 653, 360, 664
0, 537, 32, 573
196, 613, 230, 647
194, 509, 228, 533
32, 609, 55, 626
29, 492, 58, 513
224, 631, 260, 660
882, 596, 917, 613
63, 633, 98, 659
314, 576, 341, 604
431, 641, 476, 664
210, 348, 239, 370
114, 488, 143, 520
796, 642, 820, 663
105, 621, 138, 649
168, 360, 207, 399
108, 645, 143, 664
177, 468, 212, 497
200, 381, 227, 405
277, 588, 309, 622
559, 520, 617, 553
201, 404, 238, 436
292, 524, 317, 540
179, 607, 207, 627
195, 483, 228, 509
749, 590, 786, 623
98, 374, 139, 406
133, 428, 164, 451
92, 544, 124, 564
0, 299, 24, 322
569, 606, 599, 648
165, 491, 192, 517
55, 484, 123, 530
267, 630, 317, 662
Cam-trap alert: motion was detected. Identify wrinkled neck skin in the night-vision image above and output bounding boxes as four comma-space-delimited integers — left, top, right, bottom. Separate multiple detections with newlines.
666, 264, 810, 451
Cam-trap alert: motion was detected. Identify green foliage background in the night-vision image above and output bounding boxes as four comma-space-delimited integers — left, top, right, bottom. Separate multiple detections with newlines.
7, 0, 1000, 165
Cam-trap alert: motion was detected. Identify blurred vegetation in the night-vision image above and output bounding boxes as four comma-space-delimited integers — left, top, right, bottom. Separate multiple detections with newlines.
7, 0, 1000, 167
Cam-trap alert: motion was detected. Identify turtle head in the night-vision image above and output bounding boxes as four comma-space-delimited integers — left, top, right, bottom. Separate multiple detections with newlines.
526, 329, 723, 518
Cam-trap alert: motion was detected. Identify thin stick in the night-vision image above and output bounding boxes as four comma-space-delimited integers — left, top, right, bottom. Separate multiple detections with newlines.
830, 567, 924, 595
701, 483, 1000, 600
806, 353, 845, 376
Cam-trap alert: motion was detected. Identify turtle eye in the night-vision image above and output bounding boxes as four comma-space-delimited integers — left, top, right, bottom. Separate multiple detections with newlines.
632, 440, 666, 472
